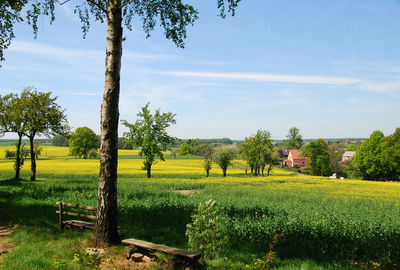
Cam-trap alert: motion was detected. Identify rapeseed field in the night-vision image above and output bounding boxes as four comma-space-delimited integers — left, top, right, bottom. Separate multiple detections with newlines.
0, 145, 399, 266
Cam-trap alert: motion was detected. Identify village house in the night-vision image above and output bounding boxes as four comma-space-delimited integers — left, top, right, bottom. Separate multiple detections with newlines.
342, 151, 356, 162
284, 149, 306, 168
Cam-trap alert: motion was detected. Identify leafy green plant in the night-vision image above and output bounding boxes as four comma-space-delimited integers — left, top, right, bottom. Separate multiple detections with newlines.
254, 232, 284, 269
88, 149, 98, 159
186, 199, 230, 259
72, 250, 102, 269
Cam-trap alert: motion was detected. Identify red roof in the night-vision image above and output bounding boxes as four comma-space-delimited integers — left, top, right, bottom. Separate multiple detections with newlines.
288, 149, 306, 167
289, 149, 303, 160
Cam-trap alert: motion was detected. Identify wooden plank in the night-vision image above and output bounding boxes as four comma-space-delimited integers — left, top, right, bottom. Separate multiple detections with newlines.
56, 211, 96, 220
122, 238, 201, 260
56, 202, 96, 211
63, 220, 95, 230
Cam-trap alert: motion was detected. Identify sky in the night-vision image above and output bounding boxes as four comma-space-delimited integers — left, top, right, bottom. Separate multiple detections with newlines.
1, 0, 400, 140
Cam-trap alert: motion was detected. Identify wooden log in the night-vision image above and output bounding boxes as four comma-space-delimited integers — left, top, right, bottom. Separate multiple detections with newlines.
63, 220, 95, 230
122, 238, 201, 260
56, 202, 96, 211
56, 211, 96, 220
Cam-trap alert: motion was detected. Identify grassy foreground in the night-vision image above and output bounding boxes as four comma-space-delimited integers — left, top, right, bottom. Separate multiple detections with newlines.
0, 146, 399, 269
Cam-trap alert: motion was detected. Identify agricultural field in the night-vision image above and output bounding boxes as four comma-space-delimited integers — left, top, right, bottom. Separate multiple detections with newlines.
0, 146, 399, 269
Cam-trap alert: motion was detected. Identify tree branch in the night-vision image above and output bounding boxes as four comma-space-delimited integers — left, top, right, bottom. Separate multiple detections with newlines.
56, 0, 72, 5
120, 0, 135, 8
86, 0, 107, 14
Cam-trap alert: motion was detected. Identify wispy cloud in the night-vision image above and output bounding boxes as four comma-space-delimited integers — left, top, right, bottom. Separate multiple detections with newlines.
9, 41, 176, 64
150, 70, 400, 95
154, 70, 361, 85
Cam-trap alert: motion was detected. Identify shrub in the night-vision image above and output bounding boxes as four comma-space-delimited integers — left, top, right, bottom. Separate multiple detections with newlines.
5, 150, 15, 159
186, 199, 230, 259
88, 149, 99, 159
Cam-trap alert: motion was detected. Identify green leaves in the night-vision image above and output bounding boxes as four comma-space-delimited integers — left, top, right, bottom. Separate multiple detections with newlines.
121, 103, 176, 178
68, 127, 99, 159
301, 138, 332, 176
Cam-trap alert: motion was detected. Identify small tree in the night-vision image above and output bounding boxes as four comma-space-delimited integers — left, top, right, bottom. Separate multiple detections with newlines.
213, 145, 237, 177
170, 149, 178, 159
0, 93, 25, 179
21, 88, 69, 181
121, 103, 176, 178
328, 144, 344, 178
52, 135, 69, 146
198, 144, 214, 177
69, 127, 99, 159
178, 142, 195, 155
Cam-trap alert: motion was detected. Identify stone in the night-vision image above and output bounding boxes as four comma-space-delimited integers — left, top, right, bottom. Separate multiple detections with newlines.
85, 248, 105, 256
142, 255, 152, 263
131, 253, 144, 262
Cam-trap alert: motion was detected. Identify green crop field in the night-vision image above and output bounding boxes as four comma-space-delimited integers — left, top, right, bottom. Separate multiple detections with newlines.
0, 146, 399, 269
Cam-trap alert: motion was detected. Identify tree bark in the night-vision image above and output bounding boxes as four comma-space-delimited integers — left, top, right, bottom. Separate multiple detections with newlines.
15, 132, 22, 179
29, 136, 36, 181
146, 163, 152, 179
267, 164, 272, 176
206, 169, 209, 177
222, 167, 227, 177
95, 1, 122, 247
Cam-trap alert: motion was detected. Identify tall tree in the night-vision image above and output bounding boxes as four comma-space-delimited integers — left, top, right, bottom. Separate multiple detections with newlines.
0, 0, 241, 246
21, 88, 69, 181
283, 127, 303, 149
121, 103, 176, 179
381, 128, 400, 181
69, 127, 99, 159
354, 130, 386, 180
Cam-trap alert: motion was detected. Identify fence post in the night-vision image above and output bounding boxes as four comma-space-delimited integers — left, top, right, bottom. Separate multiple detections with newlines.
58, 202, 64, 231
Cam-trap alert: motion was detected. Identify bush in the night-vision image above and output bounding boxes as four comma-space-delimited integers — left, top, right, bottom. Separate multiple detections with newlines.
186, 199, 230, 259
5, 150, 15, 159
88, 149, 99, 159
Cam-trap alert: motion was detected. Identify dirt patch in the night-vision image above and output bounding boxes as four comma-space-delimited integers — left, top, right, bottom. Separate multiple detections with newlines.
100, 254, 155, 269
173, 190, 200, 196
0, 225, 17, 265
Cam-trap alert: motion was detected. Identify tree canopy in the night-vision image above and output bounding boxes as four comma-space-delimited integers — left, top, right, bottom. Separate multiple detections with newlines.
213, 145, 237, 177
69, 127, 99, 159
301, 139, 332, 176
121, 103, 176, 179
238, 129, 274, 176
283, 127, 303, 149
20, 88, 69, 181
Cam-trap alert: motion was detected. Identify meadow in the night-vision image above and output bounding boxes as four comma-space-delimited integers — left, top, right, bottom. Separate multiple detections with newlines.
0, 146, 399, 269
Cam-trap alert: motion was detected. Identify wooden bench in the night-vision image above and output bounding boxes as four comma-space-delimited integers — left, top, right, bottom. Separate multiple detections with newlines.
56, 201, 97, 231
122, 238, 201, 268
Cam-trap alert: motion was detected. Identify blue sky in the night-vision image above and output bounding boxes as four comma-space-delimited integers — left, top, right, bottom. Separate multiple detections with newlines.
1, 0, 400, 140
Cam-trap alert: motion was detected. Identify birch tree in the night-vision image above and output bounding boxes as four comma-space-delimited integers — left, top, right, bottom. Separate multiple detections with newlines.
0, 0, 241, 246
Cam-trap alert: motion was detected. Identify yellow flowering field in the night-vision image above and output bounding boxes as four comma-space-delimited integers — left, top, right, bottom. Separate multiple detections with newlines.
1, 145, 400, 263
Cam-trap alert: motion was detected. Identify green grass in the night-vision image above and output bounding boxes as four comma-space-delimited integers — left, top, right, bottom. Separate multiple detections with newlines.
0, 169, 399, 269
